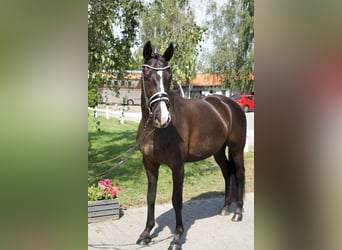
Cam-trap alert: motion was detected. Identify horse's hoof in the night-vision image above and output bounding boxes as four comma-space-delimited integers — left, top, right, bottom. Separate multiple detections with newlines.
220, 205, 230, 216
231, 213, 243, 222
136, 236, 151, 246
220, 209, 230, 216
168, 243, 182, 250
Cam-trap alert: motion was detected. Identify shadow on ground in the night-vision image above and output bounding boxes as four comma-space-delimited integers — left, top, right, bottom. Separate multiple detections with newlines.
150, 192, 238, 244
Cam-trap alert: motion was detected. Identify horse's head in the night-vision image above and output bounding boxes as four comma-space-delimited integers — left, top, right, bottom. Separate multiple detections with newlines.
141, 41, 174, 128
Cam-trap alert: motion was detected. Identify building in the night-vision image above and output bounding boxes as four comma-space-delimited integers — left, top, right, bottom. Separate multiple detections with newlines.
98, 71, 253, 105
183, 73, 229, 98
98, 71, 142, 105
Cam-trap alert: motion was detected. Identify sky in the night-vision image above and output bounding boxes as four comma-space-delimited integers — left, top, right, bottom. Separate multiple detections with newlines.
189, 0, 226, 26
186, 0, 228, 53
189, 0, 227, 54
189, 0, 208, 26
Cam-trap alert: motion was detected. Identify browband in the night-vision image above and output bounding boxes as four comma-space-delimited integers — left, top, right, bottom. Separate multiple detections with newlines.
142, 64, 170, 71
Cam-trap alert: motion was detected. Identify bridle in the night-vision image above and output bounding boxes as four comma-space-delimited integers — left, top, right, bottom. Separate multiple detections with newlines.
141, 63, 171, 116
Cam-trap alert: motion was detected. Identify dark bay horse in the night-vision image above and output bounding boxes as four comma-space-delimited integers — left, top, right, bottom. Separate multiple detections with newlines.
136, 41, 246, 250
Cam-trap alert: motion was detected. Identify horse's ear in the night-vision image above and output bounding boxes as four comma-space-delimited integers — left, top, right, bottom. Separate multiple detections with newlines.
163, 43, 174, 62
143, 41, 152, 60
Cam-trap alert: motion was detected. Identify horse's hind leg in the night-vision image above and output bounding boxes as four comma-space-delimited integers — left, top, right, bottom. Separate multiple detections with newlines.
229, 149, 245, 221
136, 158, 160, 245
214, 145, 235, 216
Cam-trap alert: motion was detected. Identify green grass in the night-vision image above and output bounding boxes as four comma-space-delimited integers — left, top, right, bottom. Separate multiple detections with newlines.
88, 112, 254, 208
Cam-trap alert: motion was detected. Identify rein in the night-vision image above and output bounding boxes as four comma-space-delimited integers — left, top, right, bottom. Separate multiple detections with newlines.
88, 116, 154, 182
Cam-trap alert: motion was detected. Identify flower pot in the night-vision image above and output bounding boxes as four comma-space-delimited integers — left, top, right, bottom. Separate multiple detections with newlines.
88, 198, 120, 223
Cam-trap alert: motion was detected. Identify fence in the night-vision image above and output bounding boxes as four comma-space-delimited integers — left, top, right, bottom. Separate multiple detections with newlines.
244, 130, 254, 153
88, 106, 142, 124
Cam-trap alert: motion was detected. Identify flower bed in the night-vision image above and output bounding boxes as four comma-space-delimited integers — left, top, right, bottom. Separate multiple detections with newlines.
88, 179, 121, 223
88, 198, 120, 223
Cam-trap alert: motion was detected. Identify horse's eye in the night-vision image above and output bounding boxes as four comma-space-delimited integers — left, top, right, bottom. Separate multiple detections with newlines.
143, 68, 152, 77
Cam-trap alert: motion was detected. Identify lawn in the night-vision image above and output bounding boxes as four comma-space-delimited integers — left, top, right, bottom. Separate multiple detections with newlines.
88, 113, 254, 208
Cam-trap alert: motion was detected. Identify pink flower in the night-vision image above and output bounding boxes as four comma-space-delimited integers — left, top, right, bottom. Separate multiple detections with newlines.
103, 179, 112, 187
111, 189, 117, 197
98, 181, 106, 190
90, 179, 121, 200
98, 179, 113, 190
98, 180, 106, 190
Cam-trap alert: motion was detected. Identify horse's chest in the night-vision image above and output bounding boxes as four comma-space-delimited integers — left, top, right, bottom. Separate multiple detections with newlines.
139, 138, 174, 157
139, 126, 182, 162
139, 142, 154, 157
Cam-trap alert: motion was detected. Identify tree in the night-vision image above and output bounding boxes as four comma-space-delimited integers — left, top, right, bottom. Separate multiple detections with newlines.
139, 0, 206, 89
204, 0, 254, 93
88, 0, 144, 107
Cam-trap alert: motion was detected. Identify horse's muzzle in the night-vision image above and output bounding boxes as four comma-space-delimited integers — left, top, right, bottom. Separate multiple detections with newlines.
152, 101, 171, 128
153, 113, 171, 128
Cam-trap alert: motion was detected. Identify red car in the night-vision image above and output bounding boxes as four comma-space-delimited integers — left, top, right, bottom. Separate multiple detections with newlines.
230, 94, 255, 112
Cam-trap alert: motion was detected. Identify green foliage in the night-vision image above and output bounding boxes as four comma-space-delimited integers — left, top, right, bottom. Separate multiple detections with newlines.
93, 118, 101, 132
88, 0, 144, 107
87, 186, 103, 201
139, 0, 206, 86
88, 77, 99, 107
204, 0, 254, 93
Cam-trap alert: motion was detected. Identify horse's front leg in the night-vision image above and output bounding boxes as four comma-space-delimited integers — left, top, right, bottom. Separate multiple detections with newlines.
136, 158, 160, 245
168, 162, 184, 250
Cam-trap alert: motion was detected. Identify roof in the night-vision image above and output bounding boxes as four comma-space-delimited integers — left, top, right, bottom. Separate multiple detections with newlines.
104, 71, 254, 88
190, 73, 222, 87
106, 72, 141, 80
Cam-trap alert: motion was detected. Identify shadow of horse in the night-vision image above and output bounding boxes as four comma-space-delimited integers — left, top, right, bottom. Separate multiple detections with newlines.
150, 192, 238, 244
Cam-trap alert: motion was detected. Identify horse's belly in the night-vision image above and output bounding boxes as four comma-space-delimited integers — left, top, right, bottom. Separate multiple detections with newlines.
186, 135, 223, 162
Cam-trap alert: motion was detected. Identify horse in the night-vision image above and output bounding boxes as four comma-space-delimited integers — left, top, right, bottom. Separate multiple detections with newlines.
136, 41, 246, 250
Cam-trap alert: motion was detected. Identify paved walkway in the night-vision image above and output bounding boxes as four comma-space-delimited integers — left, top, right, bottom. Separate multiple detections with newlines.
88, 193, 254, 250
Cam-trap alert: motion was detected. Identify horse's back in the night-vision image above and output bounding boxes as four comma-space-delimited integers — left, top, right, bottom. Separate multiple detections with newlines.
174, 94, 231, 133
172, 94, 246, 160
203, 95, 247, 151
203, 94, 246, 125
